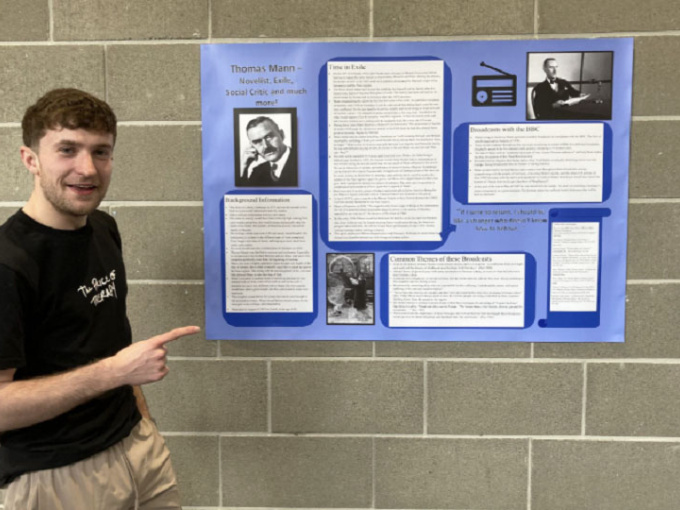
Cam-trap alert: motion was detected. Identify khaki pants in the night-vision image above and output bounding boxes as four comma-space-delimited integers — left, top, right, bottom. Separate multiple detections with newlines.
4, 417, 181, 510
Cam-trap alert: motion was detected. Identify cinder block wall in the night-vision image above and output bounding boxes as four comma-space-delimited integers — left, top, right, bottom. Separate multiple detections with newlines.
1, 1, 679, 509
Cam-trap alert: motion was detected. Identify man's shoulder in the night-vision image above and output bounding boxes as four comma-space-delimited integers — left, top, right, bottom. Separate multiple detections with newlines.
533, 80, 550, 92
89, 209, 117, 228
0, 208, 25, 230
0, 211, 39, 290
284, 145, 297, 165
88, 209, 122, 248
0, 209, 29, 253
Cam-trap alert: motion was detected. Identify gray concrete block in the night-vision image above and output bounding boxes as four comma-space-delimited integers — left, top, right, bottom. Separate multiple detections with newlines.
143, 360, 267, 432
539, 0, 680, 34
221, 437, 372, 508
0, 46, 105, 122
163, 435, 219, 507
211, 0, 370, 38
109, 125, 202, 201
587, 363, 680, 436
628, 203, 680, 279
533, 440, 680, 510
54, 0, 208, 41
630, 121, 680, 198
111, 206, 203, 280
429, 362, 582, 435
374, 0, 533, 36
272, 360, 423, 433
376, 340, 531, 358
220, 339, 373, 357
106, 45, 200, 121
0, 128, 32, 201
535, 285, 680, 359
0, 0, 49, 41
127, 283, 214, 358
634, 37, 680, 116
375, 438, 527, 509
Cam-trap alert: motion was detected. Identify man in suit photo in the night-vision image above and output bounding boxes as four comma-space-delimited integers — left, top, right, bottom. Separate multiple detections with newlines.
239, 116, 298, 187
531, 57, 586, 120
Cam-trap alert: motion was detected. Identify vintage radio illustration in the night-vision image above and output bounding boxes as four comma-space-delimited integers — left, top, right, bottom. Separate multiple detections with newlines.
472, 61, 517, 107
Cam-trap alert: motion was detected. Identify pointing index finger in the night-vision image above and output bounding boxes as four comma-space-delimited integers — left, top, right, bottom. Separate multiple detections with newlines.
154, 326, 201, 346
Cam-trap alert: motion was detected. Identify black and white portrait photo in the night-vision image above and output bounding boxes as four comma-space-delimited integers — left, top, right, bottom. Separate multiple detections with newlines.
234, 107, 298, 187
526, 52, 613, 120
326, 253, 375, 325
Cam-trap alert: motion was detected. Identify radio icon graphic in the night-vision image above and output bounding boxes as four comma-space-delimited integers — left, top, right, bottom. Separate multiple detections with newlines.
472, 61, 517, 107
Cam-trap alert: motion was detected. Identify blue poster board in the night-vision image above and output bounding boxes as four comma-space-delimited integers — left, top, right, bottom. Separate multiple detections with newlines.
200, 38, 633, 342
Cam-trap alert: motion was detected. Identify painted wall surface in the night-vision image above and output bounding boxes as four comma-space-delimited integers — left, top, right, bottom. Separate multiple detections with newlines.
1, 0, 680, 508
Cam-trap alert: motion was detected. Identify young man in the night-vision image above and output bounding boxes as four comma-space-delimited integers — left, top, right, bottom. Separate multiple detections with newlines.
0, 88, 199, 509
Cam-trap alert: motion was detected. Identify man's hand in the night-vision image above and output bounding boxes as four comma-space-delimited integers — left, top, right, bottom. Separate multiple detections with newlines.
106, 326, 200, 387
241, 146, 259, 175
0, 326, 200, 433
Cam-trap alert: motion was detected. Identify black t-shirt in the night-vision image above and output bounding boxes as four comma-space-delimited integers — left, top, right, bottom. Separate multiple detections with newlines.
0, 209, 140, 486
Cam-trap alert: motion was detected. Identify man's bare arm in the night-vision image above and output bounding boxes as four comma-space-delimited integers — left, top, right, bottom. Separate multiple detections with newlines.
0, 326, 199, 433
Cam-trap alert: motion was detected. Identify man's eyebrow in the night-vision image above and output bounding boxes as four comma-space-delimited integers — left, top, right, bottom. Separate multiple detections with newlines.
54, 139, 113, 150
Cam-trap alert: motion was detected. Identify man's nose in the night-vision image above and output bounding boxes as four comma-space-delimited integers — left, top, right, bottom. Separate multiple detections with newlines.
76, 154, 97, 176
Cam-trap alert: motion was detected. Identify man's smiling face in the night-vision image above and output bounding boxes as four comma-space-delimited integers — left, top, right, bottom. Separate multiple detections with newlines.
23, 127, 114, 229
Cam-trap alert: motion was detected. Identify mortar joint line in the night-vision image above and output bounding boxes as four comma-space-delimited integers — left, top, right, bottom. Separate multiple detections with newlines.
48, 0, 54, 42
157, 431, 680, 442
217, 433, 223, 507
369, 0, 374, 39
1, 31, 680, 48
630, 198, 680, 204
267, 360, 273, 434
527, 438, 533, 510
208, 0, 213, 41
533, 0, 539, 36
104, 44, 109, 103
371, 437, 377, 509
165, 356, 680, 365
423, 360, 429, 436
582, 362, 588, 436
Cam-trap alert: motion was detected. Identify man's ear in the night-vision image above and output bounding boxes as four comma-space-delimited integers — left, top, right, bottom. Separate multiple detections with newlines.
20, 146, 40, 177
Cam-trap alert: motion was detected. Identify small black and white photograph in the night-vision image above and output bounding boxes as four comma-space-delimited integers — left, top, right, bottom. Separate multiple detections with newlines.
234, 107, 298, 187
326, 253, 375, 325
526, 51, 613, 121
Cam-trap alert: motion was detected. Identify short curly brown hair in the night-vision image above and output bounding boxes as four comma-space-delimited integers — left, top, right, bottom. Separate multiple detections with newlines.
22, 88, 117, 149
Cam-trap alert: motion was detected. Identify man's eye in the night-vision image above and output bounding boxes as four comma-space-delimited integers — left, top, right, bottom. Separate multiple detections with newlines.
59, 147, 75, 155
94, 150, 112, 159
